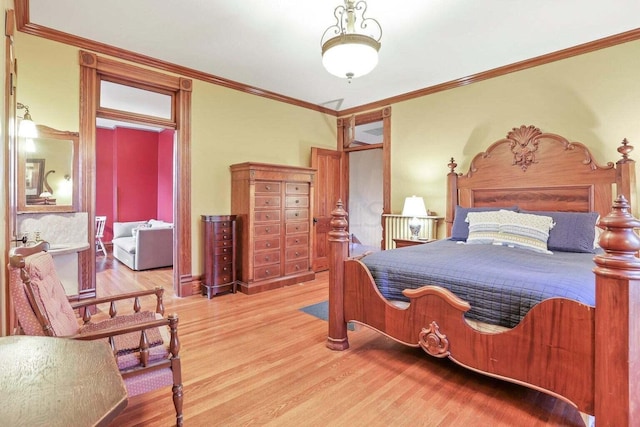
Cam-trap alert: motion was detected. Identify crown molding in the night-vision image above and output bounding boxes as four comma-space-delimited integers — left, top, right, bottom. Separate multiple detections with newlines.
14, 1, 640, 117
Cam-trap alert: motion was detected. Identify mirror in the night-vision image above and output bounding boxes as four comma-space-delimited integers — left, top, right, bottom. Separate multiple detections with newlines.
17, 125, 79, 213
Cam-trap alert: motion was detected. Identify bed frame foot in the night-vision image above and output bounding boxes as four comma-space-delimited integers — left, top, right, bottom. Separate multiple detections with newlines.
326, 336, 349, 351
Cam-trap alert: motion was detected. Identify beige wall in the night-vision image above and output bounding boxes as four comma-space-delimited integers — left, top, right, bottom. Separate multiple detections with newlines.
12, 32, 336, 275
391, 39, 640, 238
9, 30, 640, 277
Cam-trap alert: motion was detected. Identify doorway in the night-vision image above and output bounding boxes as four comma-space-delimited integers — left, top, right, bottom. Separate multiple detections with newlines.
79, 51, 194, 297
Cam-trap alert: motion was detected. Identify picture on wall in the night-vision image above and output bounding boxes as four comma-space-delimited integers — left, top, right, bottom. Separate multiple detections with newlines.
25, 158, 45, 198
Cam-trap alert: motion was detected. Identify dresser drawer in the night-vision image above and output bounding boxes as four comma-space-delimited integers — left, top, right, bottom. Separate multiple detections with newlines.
215, 239, 234, 248
254, 210, 280, 223
286, 247, 308, 261
214, 229, 233, 240
255, 196, 281, 209
214, 253, 233, 265
286, 234, 308, 247
285, 196, 309, 208
285, 259, 308, 275
214, 261, 233, 275
285, 182, 309, 195
254, 250, 280, 267
212, 221, 233, 229
254, 264, 281, 281
255, 224, 281, 237
255, 182, 281, 193
214, 245, 234, 255
254, 237, 280, 251
285, 209, 308, 221
285, 222, 309, 234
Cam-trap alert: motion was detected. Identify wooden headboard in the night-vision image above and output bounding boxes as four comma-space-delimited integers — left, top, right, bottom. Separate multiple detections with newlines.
445, 125, 636, 235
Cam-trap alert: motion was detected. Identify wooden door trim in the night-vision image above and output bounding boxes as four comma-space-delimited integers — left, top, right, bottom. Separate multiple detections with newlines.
79, 51, 193, 297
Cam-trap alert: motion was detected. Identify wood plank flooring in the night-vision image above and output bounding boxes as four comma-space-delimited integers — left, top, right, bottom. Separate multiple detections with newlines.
98, 255, 585, 427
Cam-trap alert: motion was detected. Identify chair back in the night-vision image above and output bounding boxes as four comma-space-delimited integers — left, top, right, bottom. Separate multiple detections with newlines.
9, 243, 79, 337
96, 216, 107, 239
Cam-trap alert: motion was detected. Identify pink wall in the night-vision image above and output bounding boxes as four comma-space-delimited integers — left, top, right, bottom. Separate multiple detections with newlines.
96, 127, 175, 242
96, 128, 115, 242
157, 129, 174, 222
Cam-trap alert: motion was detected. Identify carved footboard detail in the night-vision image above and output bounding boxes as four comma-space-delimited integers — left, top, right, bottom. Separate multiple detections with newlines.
418, 322, 449, 358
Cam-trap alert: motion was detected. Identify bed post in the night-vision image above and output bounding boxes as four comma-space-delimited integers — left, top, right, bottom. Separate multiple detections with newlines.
615, 138, 637, 215
446, 157, 458, 236
326, 200, 349, 351
593, 195, 640, 426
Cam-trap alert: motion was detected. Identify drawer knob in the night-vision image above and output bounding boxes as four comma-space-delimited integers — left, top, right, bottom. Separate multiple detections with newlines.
295, 212, 299, 217
266, 227, 270, 233
265, 200, 270, 205
295, 199, 299, 204
223, 267, 228, 271
223, 256, 228, 261
265, 214, 270, 219
295, 265, 300, 270
265, 269, 270, 275
265, 256, 270, 261
295, 239, 299, 244
266, 185, 271, 190
295, 186, 299, 190
223, 235, 228, 239
223, 242, 228, 246
296, 226, 300, 231
266, 242, 271, 247
295, 251, 300, 257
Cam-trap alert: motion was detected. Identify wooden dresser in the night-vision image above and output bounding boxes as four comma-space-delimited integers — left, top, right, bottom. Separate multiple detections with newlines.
230, 162, 316, 294
201, 214, 237, 297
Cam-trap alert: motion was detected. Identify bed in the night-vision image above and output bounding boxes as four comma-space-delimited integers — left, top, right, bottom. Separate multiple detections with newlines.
326, 125, 640, 426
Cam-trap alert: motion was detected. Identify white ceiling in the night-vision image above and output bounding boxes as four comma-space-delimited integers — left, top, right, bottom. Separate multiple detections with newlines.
28, 0, 640, 112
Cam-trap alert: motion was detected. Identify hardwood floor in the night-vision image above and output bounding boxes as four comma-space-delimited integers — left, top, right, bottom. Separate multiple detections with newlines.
98, 255, 585, 427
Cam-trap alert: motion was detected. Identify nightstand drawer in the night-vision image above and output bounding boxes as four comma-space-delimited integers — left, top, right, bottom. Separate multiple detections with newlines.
285, 182, 309, 195
254, 210, 280, 222
255, 224, 281, 236
255, 182, 281, 193
254, 250, 280, 267
286, 222, 309, 234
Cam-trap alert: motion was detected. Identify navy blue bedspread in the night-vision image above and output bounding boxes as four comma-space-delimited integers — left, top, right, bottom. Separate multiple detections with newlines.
361, 239, 598, 328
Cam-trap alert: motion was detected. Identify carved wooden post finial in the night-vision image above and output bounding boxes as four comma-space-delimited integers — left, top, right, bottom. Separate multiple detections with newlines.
617, 138, 634, 163
594, 195, 640, 279
329, 199, 349, 239
448, 157, 457, 174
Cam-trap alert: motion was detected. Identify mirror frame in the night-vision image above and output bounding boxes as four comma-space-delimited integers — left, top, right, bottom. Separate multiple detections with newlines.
17, 124, 79, 213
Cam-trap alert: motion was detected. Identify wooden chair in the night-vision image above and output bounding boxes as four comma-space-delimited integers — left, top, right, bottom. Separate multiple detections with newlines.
8, 242, 183, 426
95, 215, 107, 256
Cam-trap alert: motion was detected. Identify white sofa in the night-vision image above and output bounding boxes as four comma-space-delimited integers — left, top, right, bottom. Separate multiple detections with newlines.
112, 220, 173, 271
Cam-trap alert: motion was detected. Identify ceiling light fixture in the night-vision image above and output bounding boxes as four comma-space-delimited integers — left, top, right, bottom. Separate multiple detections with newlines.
17, 102, 38, 138
321, 0, 382, 82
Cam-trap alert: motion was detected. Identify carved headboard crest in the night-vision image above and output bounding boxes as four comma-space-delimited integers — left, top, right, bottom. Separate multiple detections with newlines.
507, 125, 542, 171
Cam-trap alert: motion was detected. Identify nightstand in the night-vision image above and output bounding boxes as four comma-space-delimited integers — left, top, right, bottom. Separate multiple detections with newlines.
393, 238, 436, 248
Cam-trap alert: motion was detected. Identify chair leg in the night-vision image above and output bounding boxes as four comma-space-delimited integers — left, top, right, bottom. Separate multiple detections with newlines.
96, 238, 107, 256
173, 383, 184, 427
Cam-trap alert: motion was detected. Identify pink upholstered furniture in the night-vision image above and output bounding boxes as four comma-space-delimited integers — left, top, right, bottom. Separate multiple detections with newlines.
9, 242, 183, 426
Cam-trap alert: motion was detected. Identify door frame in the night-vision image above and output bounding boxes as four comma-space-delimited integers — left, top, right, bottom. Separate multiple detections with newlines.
79, 51, 193, 297
337, 107, 391, 248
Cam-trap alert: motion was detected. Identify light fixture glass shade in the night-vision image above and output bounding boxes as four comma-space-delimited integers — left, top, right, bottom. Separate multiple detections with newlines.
322, 34, 380, 79
19, 118, 38, 138
24, 138, 36, 153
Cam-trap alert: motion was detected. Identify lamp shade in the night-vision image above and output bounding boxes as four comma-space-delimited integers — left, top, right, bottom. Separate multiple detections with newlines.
402, 196, 427, 217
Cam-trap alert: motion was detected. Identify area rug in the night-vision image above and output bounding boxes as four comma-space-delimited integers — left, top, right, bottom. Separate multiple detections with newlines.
299, 301, 355, 330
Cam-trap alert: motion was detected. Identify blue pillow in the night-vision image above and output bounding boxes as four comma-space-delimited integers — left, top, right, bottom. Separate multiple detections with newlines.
521, 210, 599, 253
450, 205, 518, 241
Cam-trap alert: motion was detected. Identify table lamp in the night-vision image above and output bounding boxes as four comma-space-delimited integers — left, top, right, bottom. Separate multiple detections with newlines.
402, 196, 427, 240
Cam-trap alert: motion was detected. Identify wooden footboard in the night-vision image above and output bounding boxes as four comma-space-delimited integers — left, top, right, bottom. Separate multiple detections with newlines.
327, 197, 640, 425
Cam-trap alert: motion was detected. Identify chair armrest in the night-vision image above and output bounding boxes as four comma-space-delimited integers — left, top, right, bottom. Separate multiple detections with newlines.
70, 287, 165, 321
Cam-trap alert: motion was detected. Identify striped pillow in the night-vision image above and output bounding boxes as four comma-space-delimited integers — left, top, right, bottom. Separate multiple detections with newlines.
495, 210, 554, 254
465, 211, 503, 245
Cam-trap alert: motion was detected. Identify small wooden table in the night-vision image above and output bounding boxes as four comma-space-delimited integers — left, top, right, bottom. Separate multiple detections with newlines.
393, 238, 436, 248
0, 336, 128, 426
